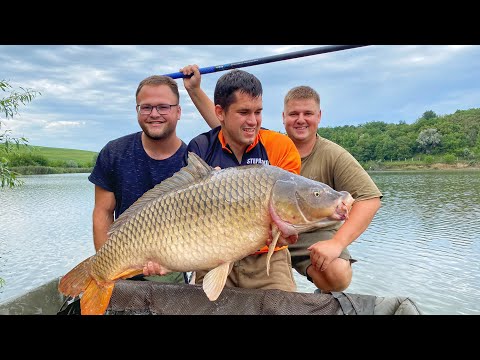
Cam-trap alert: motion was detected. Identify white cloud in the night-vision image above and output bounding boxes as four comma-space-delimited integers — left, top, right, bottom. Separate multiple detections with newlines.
1, 45, 479, 152
44, 121, 86, 129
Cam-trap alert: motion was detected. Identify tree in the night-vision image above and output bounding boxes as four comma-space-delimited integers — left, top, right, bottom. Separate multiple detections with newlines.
0, 80, 41, 188
417, 128, 442, 154
422, 110, 437, 120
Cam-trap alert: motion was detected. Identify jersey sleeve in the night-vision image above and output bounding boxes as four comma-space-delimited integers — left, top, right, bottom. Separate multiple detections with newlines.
260, 129, 301, 174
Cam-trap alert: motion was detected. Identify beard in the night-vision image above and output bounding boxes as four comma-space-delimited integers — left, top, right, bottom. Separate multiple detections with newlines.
140, 122, 174, 141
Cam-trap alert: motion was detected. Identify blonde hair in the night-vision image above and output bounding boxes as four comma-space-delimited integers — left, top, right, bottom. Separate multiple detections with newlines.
135, 75, 179, 102
284, 86, 320, 107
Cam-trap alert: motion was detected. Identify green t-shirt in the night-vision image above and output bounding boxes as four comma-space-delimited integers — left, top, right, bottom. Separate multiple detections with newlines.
289, 135, 383, 276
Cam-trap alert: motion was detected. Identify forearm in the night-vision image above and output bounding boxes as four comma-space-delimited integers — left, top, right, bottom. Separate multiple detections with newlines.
92, 208, 114, 251
332, 197, 381, 248
186, 87, 219, 129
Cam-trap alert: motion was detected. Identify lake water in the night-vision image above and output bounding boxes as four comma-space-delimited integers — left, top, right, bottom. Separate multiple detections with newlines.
1, 171, 479, 314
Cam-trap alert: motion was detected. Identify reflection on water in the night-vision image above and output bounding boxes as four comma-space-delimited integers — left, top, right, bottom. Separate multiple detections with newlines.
1, 171, 479, 314
297, 170, 480, 315
0, 174, 95, 304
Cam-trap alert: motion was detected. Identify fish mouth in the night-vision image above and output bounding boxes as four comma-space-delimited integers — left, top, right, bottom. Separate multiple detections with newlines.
333, 205, 349, 220
332, 192, 354, 220
291, 219, 343, 233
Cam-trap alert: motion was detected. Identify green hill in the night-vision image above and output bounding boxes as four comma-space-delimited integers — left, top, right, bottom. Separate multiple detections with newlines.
26, 145, 97, 164
1, 144, 98, 175
317, 108, 480, 170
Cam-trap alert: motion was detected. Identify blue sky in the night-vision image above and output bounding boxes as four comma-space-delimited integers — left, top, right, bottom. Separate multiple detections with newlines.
1, 45, 479, 152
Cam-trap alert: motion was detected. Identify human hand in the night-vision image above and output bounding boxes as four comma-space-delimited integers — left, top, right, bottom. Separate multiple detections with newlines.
179, 64, 201, 91
143, 261, 171, 276
307, 239, 342, 272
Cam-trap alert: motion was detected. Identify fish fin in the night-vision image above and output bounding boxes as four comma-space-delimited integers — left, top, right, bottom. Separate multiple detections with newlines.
108, 152, 213, 235
58, 256, 94, 297
80, 280, 115, 315
266, 225, 281, 276
202, 262, 232, 301
112, 268, 144, 280
113, 264, 172, 280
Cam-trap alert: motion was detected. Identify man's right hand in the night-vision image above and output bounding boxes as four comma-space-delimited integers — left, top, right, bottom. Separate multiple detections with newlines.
180, 64, 201, 92
143, 261, 171, 276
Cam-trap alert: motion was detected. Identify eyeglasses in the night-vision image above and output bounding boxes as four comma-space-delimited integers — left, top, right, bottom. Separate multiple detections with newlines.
136, 104, 178, 115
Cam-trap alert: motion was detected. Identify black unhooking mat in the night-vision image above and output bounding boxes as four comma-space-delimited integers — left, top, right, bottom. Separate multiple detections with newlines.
57, 280, 421, 315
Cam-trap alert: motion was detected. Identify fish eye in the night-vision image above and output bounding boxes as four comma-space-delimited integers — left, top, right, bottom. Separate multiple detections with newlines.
314, 191, 320, 197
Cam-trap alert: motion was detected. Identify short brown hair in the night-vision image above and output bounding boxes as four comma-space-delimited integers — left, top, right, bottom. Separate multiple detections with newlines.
284, 86, 320, 107
135, 75, 179, 102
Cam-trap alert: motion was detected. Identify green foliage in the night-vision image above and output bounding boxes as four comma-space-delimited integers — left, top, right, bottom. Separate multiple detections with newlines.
422, 110, 437, 120
10, 166, 92, 175
19, 146, 97, 166
91, 153, 99, 167
1, 157, 23, 187
318, 108, 480, 168
417, 128, 442, 153
64, 160, 79, 168
463, 148, 475, 160
443, 154, 456, 164
0, 80, 41, 119
7, 152, 49, 167
1, 79, 41, 188
424, 155, 434, 164
1, 144, 98, 171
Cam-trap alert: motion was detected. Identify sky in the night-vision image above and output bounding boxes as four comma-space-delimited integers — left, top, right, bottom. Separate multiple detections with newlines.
1, 45, 479, 153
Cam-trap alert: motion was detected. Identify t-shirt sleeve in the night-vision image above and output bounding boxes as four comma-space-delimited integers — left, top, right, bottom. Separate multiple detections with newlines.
88, 145, 114, 192
186, 138, 202, 157
334, 151, 383, 201
186, 134, 211, 164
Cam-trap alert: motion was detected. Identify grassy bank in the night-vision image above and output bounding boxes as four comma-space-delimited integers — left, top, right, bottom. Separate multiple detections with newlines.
2, 144, 97, 175
4, 144, 479, 175
363, 159, 480, 171
11, 166, 93, 175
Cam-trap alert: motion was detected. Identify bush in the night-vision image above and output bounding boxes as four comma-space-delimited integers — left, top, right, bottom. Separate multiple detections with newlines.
64, 160, 78, 168
424, 155, 434, 164
443, 154, 456, 164
7, 153, 49, 167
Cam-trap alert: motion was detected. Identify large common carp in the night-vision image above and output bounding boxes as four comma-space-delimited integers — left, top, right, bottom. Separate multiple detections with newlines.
58, 152, 354, 315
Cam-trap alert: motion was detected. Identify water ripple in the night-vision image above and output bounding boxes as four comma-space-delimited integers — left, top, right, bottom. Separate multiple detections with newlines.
1, 171, 479, 314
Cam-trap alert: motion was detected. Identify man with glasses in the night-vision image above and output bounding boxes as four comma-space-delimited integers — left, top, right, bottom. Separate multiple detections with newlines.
88, 75, 188, 284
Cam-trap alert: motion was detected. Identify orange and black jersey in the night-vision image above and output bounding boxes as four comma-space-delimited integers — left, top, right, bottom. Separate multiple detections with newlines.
186, 126, 301, 255
186, 126, 301, 174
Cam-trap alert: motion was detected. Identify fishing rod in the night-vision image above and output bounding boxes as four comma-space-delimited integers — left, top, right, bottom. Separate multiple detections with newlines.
163, 45, 369, 79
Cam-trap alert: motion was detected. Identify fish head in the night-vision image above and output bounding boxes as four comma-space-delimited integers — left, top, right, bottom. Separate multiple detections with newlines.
271, 177, 354, 232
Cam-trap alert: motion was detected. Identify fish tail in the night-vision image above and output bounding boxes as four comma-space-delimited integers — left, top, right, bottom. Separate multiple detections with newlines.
80, 280, 115, 315
58, 256, 94, 297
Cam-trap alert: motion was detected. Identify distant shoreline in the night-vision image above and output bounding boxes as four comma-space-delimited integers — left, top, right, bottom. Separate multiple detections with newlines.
12, 163, 480, 177
12, 167, 93, 176
368, 163, 480, 172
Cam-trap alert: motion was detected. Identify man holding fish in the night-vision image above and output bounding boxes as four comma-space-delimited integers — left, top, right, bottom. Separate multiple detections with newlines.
89, 74, 188, 284
179, 64, 382, 293
58, 69, 355, 314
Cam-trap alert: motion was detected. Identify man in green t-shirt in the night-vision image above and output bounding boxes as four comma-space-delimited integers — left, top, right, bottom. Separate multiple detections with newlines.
282, 85, 382, 292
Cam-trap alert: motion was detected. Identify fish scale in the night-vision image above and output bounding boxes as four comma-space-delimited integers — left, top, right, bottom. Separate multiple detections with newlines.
93, 167, 271, 279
